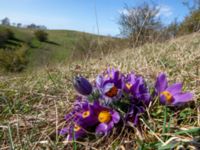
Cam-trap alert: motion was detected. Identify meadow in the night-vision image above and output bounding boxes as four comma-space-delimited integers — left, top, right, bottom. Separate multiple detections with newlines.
0, 29, 200, 149
0, 25, 122, 73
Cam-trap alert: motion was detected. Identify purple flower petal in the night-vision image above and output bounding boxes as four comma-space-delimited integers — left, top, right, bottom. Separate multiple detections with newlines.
103, 83, 114, 93
59, 127, 68, 135
107, 121, 114, 130
113, 70, 119, 82
155, 73, 168, 93
67, 125, 87, 141
96, 123, 108, 134
96, 75, 103, 88
160, 94, 167, 105
134, 113, 139, 126
111, 111, 120, 123
141, 93, 151, 105
172, 92, 193, 105
133, 77, 143, 94
166, 83, 182, 95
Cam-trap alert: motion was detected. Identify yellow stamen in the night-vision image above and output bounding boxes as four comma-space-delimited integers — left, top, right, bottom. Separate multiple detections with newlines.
74, 124, 81, 132
82, 111, 90, 118
98, 111, 111, 123
161, 91, 173, 103
126, 83, 132, 90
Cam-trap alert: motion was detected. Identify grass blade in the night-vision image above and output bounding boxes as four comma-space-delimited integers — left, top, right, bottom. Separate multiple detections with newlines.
8, 124, 15, 150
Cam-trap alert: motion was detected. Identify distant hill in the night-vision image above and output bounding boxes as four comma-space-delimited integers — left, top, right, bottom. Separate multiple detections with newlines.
0, 25, 114, 71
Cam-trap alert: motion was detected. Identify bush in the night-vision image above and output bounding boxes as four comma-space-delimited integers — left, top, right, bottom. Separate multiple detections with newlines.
6, 28, 15, 39
0, 30, 9, 46
0, 28, 15, 47
34, 30, 48, 42
28, 38, 41, 48
73, 33, 129, 59
0, 44, 28, 72
118, 3, 162, 46
179, 10, 200, 35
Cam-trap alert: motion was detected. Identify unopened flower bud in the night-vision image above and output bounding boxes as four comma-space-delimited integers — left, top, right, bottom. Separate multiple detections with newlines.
73, 76, 92, 95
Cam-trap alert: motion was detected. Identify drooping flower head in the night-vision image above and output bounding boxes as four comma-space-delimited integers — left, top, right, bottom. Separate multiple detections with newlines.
155, 73, 193, 106
96, 68, 123, 102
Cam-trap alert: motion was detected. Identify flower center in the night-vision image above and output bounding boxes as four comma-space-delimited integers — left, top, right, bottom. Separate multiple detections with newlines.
161, 91, 173, 103
105, 86, 118, 97
82, 110, 90, 118
126, 83, 132, 90
98, 111, 111, 123
74, 124, 81, 132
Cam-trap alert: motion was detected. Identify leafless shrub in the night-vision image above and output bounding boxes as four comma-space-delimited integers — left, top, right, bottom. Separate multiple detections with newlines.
118, 3, 162, 47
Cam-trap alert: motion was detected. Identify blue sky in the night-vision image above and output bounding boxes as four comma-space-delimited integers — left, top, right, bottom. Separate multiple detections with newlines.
0, 0, 190, 36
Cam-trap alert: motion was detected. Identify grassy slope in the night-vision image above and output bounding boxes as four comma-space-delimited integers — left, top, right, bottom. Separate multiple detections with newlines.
0, 25, 103, 70
0, 33, 200, 149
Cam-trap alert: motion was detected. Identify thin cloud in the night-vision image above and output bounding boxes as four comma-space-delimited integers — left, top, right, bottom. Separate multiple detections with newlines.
119, 4, 173, 18
156, 5, 173, 18
118, 9, 129, 15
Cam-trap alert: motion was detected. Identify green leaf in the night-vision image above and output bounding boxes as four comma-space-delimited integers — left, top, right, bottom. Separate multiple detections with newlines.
174, 128, 200, 136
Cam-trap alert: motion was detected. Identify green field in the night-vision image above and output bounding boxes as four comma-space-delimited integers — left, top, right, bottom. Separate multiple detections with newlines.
0, 25, 110, 72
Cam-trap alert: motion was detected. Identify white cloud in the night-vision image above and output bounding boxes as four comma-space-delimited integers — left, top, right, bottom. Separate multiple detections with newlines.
156, 5, 173, 18
119, 4, 173, 18
118, 9, 129, 15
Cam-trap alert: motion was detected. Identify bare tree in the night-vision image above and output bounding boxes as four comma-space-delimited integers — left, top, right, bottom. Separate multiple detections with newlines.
118, 3, 162, 47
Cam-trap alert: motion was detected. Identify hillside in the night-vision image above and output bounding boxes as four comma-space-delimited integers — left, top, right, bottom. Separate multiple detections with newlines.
0, 25, 112, 72
0, 33, 200, 149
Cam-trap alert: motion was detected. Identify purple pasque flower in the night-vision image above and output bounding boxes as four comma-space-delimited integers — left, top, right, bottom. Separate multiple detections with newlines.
66, 98, 99, 127
60, 98, 99, 140
155, 73, 193, 106
96, 68, 122, 102
122, 72, 137, 93
125, 103, 145, 126
64, 97, 89, 122
122, 72, 151, 105
73, 76, 93, 96
74, 101, 99, 128
92, 101, 120, 135
125, 84, 148, 126
124, 76, 151, 126
60, 123, 87, 140
130, 76, 151, 106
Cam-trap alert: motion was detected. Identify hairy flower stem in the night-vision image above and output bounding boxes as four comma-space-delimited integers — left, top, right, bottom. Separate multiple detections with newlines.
162, 106, 168, 134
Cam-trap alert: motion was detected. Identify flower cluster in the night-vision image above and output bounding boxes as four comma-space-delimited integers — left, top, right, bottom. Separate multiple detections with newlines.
60, 68, 193, 141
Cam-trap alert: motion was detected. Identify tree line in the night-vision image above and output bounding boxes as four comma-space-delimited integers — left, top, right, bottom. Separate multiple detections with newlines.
0, 17, 47, 30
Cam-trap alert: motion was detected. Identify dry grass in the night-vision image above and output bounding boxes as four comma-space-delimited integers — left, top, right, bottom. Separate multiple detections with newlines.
0, 33, 200, 149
